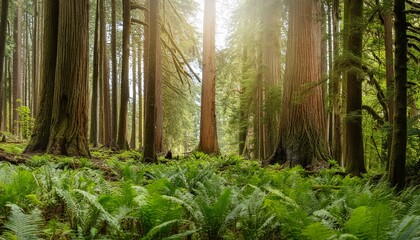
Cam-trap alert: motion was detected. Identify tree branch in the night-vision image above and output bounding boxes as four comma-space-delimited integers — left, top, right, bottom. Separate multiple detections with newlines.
362, 105, 385, 125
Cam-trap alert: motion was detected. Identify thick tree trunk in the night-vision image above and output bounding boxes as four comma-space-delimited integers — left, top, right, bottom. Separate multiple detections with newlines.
198, 0, 219, 155
111, 0, 118, 147
0, 0, 9, 130
388, 0, 407, 191
268, 0, 328, 168
12, 0, 22, 136
47, 0, 90, 157
90, 0, 100, 147
24, 0, 59, 153
144, 0, 158, 162
344, 0, 366, 176
117, 0, 131, 150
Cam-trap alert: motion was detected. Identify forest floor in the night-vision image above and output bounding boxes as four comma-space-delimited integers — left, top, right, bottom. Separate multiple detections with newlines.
0, 142, 420, 239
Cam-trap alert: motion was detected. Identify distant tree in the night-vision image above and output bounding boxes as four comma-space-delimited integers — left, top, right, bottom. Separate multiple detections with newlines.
267, 0, 328, 167
344, 0, 366, 175
0, 0, 9, 130
130, 41, 137, 149
389, 0, 408, 191
198, 0, 219, 155
117, 0, 131, 150
12, 0, 22, 135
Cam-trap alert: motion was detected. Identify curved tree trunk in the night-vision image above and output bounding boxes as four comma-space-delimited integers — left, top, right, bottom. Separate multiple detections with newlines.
24, 0, 59, 154
268, 0, 328, 168
47, 0, 90, 157
198, 0, 219, 155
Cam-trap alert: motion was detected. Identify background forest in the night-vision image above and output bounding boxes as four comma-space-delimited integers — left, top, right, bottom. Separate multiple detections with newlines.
0, 0, 420, 239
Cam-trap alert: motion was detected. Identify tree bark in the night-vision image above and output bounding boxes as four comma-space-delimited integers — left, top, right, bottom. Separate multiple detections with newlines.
198, 0, 219, 155
47, 0, 90, 157
267, 0, 328, 168
90, 0, 100, 147
24, 0, 59, 153
0, 0, 9, 130
130, 41, 137, 149
32, 0, 39, 118
344, 0, 366, 176
12, 0, 22, 136
111, 0, 118, 147
144, 0, 158, 162
138, 36, 143, 148
388, 0, 408, 191
117, 0, 131, 150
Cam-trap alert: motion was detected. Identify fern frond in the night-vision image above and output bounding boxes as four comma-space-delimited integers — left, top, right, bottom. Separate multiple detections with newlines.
389, 215, 420, 240
301, 222, 337, 240
2, 204, 44, 240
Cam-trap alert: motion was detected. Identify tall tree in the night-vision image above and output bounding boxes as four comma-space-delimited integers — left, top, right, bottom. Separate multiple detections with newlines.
143, 0, 158, 162
100, 0, 112, 146
90, 0, 100, 147
47, 0, 90, 157
388, 0, 408, 190
0, 0, 9, 130
24, 0, 59, 153
32, 0, 39, 117
130, 41, 137, 149
12, 0, 22, 135
198, 0, 219, 155
267, 0, 328, 167
344, 0, 366, 175
111, 0, 118, 146
138, 37, 143, 148
117, 0, 131, 150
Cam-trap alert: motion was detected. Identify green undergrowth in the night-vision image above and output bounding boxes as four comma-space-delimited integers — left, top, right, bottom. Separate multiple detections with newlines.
0, 146, 419, 239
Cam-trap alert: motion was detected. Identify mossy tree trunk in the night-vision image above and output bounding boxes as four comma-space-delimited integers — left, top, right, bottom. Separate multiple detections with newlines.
46, 0, 90, 157
388, 0, 408, 191
268, 0, 328, 168
344, 0, 366, 176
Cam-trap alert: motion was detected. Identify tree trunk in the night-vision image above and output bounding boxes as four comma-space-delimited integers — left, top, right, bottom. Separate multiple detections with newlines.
332, 0, 342, 163
238, 48, 248, 155
130, 41, 137, 149
24, 0, 59, 153
47, 0, 90, 157
12, 0, 22, 136
90, 0, 100, 147
344, 0, 366, 176
117, 0, 131, 150
388, 0, 408, 191
0, 0, 9, 130
144, 0, 158, 162
267, 0, 328, 168
111, 0, 118, 147
138, 37, 143, 148
32, 0, 39, 118
100, 0, 112, 146
198, 0, 219, 155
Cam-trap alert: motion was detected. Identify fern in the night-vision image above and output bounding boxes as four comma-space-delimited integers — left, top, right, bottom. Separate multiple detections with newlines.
389, 215, 420, 240
302, 222, 337, 240
2, 204, 44, 240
